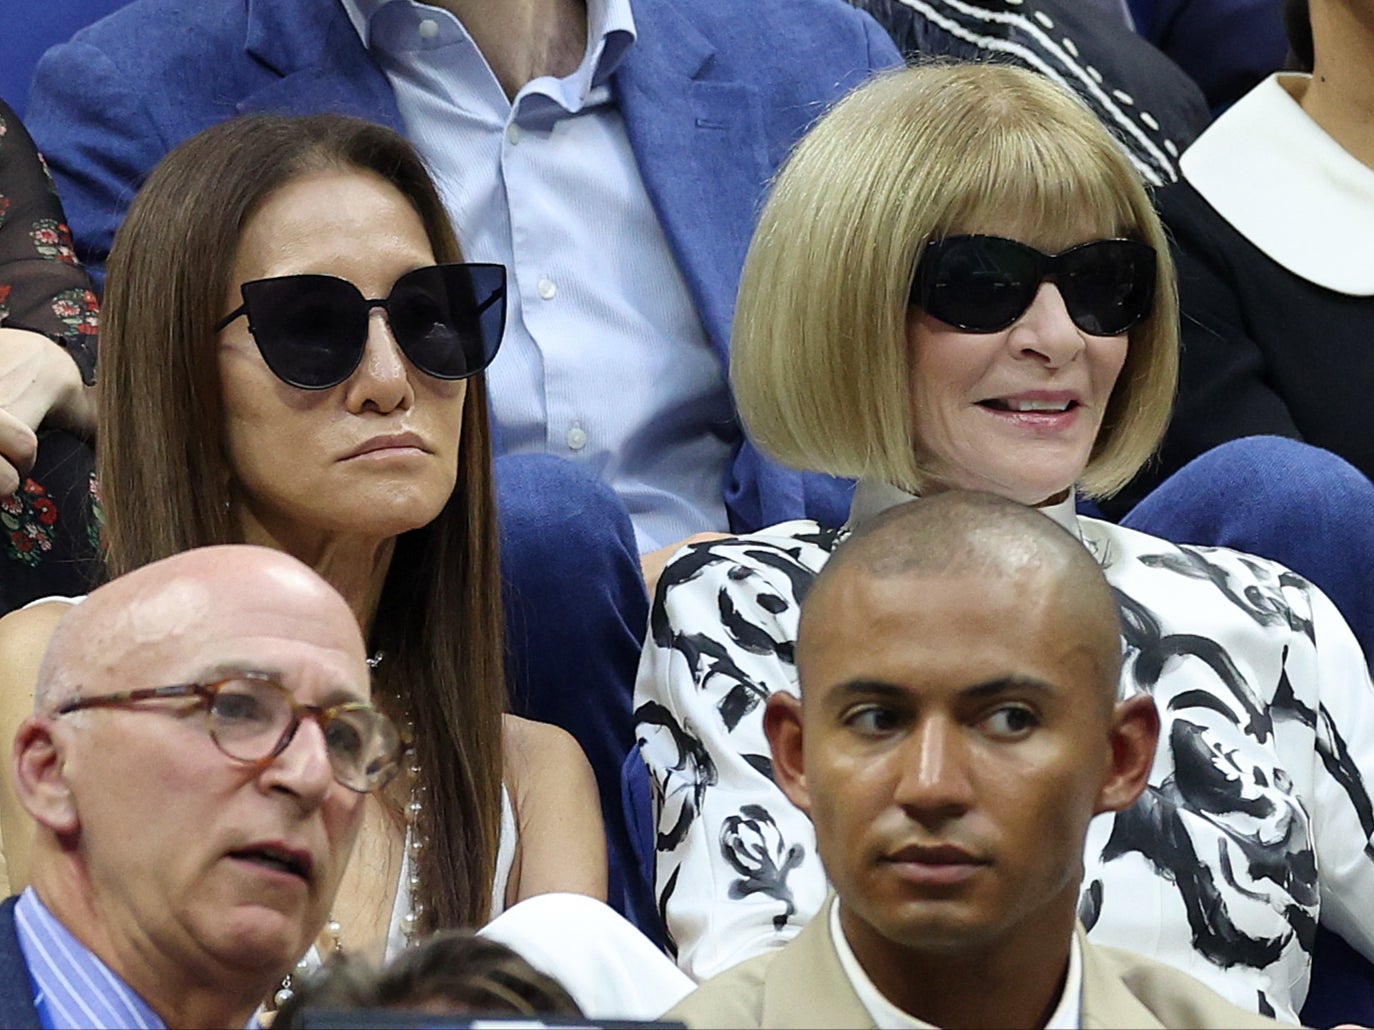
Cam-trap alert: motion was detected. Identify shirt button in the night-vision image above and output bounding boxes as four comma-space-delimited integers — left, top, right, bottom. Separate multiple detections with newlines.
417, 18, 439, 39
537, 277, 557, 300
566, 426, 588, 451
507, 123, 522, 145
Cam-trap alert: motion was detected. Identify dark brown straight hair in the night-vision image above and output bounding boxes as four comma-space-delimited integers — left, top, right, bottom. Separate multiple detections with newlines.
99, 113, 504, 931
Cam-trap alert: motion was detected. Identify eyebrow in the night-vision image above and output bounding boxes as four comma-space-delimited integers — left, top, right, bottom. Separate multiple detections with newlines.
961, 675, 1060, 701
193, 664, 367, 706
827, 675, 1060, 702
199, 661, 280, 680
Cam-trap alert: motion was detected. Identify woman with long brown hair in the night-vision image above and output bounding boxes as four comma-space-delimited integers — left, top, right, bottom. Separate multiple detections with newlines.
0, 112, 606, 967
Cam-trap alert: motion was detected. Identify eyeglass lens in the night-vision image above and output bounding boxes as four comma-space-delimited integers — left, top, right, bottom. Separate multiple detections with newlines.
238, 263, 506, 390
208, 678, 401, 793
914, 235, 1156, 336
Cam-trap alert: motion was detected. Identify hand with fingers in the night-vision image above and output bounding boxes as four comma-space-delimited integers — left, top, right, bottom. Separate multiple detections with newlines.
0, 326, 95, 497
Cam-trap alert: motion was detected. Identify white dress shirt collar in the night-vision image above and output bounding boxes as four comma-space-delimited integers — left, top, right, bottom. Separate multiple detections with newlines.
339, 0, 635, 100
846, 479, 1083, 540
829, 897, 1084, 1029
1180, 73, 1374, 296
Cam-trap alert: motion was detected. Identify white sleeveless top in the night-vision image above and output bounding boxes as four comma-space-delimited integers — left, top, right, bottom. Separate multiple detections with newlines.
376, 782, 519, 958
298, 782, 519, 975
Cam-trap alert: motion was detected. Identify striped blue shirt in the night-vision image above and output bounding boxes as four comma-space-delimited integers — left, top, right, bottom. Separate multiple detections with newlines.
338, 0, 737, 553
14, 888, 163, 1030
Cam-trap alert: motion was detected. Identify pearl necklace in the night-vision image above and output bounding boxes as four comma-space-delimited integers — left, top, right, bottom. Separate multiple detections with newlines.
317, 753, 426, 951
272, 757, 423, 1007
271, 669, 425, 1009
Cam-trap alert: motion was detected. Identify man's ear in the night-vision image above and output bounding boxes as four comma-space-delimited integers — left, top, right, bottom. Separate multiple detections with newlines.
13, 717, 79, 835
1094, 693, 1160, 815
763, 691, 812, 817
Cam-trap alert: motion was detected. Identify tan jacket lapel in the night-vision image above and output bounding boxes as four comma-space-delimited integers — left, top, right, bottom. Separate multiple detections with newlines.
1078, 926, 1168, 1029
761, 897, 880, 1028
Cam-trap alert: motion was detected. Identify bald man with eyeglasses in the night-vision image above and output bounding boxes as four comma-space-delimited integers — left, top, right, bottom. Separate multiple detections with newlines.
0, 544, 397, 1029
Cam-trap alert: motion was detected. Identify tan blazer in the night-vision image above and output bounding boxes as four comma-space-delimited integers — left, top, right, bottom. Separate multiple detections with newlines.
667, 898, 1295, 1029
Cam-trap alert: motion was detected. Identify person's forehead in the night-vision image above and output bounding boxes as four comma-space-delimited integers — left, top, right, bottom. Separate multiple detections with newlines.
97, 574, 368, 700
801, 564, 1090, 698
234, 168, 432, 284
950, 209, 1127, 254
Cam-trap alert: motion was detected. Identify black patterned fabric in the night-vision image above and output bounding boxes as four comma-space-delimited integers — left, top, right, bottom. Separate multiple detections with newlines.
0, 98, 101, 614
849, 0, 1211, 187
634, 485, 1374, 1023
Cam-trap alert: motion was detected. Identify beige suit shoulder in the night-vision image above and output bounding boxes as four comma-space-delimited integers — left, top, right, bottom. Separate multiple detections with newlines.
1083, 940, 1298, 1029
665, 950, 774, 1029
668, 904, 875, 1029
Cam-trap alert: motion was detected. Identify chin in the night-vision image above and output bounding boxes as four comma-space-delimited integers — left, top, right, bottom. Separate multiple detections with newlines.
214, 911, 312, 975
878, 911, 1004, 955
344, 487, 454, 536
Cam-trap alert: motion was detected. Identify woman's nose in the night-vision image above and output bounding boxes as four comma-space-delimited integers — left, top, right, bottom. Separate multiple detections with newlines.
344, 310, 414, 413
1008, 282, 1086, 368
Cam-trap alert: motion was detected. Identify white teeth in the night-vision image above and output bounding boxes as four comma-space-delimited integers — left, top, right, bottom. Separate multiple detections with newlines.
1006, 398, 1070, 412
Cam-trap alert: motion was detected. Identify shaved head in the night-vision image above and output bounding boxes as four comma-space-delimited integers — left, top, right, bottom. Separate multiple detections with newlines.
768, 490, 1157, 1020
15, 543, 372, 1029
802, 491, 1122, 706
34, 544, 365, 713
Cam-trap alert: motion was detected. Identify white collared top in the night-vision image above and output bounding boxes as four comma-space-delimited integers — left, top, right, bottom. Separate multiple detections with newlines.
1180, 73, 1374, 296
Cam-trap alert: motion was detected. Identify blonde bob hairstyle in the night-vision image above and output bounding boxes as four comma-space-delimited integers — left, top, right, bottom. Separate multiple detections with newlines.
731, 61, 1178, 500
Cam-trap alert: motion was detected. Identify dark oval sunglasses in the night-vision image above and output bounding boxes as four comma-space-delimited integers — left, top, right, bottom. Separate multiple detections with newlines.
215, 262, 507, 390
910, 235, 1157, 336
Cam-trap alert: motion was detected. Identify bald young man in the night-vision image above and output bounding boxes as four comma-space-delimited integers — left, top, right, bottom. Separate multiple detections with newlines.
0, 545, 397, 1029
669, 492, 1288, 1029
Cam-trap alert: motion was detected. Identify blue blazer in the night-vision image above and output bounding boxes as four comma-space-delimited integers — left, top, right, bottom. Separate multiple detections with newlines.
25, 0, 902, 533
0, 898, 43, 1030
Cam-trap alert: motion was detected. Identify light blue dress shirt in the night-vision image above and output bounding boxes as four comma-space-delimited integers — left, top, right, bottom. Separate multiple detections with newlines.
339, 0, 737, 553
14, 888, 164, 1030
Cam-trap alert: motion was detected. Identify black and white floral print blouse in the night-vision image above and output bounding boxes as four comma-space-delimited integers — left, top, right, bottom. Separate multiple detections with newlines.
633, 481, 1374, 1024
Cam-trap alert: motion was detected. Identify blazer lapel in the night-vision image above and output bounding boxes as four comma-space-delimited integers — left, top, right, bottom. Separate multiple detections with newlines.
1078, 928, 1167, 1029
0, 898, 42, 1029
612, 0, 769, 363
762, 897, 880, 1028
236, 0, 404, 130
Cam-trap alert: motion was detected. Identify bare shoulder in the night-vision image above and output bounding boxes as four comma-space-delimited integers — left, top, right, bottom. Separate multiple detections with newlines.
502, 713, 585, 777
500, 714, 607, 902
0, 601, 72, 696
501, 714, 597, 810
